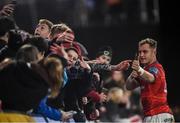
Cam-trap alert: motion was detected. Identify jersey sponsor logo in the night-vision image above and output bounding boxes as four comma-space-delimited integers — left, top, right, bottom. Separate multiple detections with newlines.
149, 67, 158, 75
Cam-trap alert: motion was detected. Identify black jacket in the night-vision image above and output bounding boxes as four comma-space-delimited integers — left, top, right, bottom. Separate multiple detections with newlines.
0, 61, 49, 112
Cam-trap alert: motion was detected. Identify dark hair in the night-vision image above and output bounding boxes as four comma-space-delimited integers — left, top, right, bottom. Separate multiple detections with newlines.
66, 47, 79, 55
8, 29, 32, 51
139, 38, 157, 49
47, 53, 68, 68
16, 44, 39, 62
0, 16, 15, 36
26, 36, 49, 53
96, 46, 113, 58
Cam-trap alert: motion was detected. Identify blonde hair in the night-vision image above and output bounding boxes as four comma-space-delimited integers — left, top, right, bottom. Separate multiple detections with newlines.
49, 23, 72, 38
39, 19, 53, 30
139, 38, 157, 49
42, 57, 63, 98
108, 87, 123, 104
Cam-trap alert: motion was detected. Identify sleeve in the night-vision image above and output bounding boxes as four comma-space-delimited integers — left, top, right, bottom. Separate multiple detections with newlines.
36, 96, 62, 121
89, 63, 111, 73
148, 66, 160, 80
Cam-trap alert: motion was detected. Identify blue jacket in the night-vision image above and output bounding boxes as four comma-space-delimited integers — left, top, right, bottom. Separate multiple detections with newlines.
63, 68, 68, 87
36, 96, 62, 121
35, 69, 69, 121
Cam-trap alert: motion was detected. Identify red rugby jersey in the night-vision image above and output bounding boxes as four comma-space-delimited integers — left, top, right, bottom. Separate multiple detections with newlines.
138, 61, 172, 116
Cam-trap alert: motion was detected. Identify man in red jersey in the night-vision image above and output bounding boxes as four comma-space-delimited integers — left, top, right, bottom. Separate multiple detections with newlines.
125, 38, 174, 122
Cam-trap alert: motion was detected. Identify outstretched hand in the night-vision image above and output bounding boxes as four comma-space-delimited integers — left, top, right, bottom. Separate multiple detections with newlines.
61, 110, 74, 122
79, 58, 91, 71
56, 31, 74, 43
0, 4, 15, 16
50, 43, 68, 59
86, 59, 101, 64
115, 60, 132, 71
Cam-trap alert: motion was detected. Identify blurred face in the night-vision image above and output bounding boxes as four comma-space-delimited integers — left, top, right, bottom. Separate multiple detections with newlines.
34, 24, 50, 39
67, 49, 78, 66
112, 71, 124, 82
108, 89, 123, 104
139, 43, 156, 65
96, 55, 111, 64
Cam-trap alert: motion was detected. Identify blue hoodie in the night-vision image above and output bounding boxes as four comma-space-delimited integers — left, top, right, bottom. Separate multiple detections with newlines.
35, 69, 69, 121
36, 96, 62, 121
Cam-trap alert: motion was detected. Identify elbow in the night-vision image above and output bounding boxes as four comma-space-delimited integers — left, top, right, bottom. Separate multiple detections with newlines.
145, 75, 155, 83
148, 77, 155, 83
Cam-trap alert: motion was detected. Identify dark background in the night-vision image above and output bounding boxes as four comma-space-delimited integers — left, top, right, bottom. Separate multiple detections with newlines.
0, 0, 179, 106
159, 0, 179, 106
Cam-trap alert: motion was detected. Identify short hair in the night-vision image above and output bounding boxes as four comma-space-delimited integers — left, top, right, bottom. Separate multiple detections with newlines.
16, 44, 39, 62
38, 19, 53, 30
139, 38, 157, 49
49, 23, 72, 38
0, 16, 15, 36
26, 36, 49, 53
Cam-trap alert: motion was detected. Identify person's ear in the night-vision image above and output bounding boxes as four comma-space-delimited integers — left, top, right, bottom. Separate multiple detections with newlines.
154, 48, 157, 55
37, 52, 44, 61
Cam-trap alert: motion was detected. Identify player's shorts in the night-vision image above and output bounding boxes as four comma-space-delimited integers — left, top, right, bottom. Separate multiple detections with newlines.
143, 113, 174, 123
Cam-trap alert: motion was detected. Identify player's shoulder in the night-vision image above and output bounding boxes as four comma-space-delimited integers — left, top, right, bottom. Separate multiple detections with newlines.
147, 61, 161, 73
148, 61, 165, 75
154, 62, 164, 70
149, 61, 162, 68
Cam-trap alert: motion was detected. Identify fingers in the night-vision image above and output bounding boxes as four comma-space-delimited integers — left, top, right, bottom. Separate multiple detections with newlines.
4, 4, 15, 9
56, 32, 66, 41
130, 70, 138, 78
86, 60, 99, 64
52, 43, 60, 47
80, 60, 91, 70
62, 112, 73, 122
132, 52, 140, 71
64, 33, 74, 42
100, 93, 107, 102
1, 4, 14, 16
1, 9, 12, 16
56, 31, 74, 42
115, 60, 132, 71
123, 60, 132, 63
82, 97, 88, 105
50, 45, 58, 51
131, 60, 140, 71
50, 44, 65, 55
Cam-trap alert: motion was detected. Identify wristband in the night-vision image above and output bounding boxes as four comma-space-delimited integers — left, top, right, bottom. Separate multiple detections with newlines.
138, 67, 145, 76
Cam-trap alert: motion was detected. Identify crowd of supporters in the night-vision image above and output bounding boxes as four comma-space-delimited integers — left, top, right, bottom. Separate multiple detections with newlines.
0, 2, 175, 123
